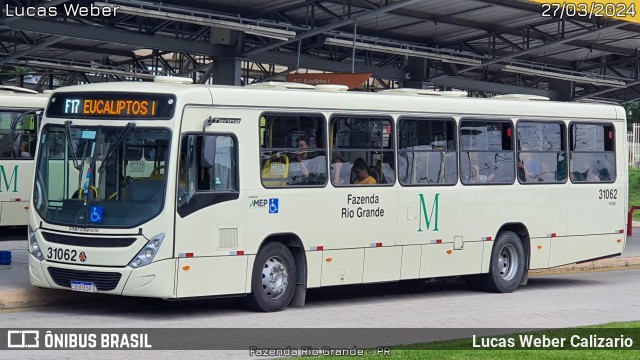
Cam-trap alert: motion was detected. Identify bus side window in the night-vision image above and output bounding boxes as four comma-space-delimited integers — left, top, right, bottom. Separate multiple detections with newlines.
516, 121, 567, 184
398, 117, 457, 185
330, 115, 396, 186
178, 134, 239, 215
259, 113, 327, 187
201, 135, 237, 191
178, 135, 239, 200
569, 123, 616, 183
460, 119, 514, 185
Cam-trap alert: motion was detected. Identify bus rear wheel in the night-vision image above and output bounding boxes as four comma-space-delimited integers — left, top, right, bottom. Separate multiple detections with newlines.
248, 242, 297, 312
479, 231, 525, 293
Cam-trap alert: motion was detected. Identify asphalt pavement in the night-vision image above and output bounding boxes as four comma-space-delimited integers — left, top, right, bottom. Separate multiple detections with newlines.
1, 225, 639, 309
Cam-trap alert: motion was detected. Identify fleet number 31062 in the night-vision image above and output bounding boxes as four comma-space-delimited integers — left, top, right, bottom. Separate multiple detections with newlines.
599, 189, 617, 200
47, 248, 78, 261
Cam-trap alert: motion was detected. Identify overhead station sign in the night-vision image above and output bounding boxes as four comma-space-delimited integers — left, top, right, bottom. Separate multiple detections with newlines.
46, 92, 176, 120
287, 72, 372, 90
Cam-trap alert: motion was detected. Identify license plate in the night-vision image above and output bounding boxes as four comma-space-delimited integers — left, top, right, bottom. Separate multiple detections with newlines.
70, 281, 96, 293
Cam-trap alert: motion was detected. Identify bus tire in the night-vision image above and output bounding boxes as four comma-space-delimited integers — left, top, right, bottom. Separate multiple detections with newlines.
481, 231, 525, 293
247, 242, 297, 312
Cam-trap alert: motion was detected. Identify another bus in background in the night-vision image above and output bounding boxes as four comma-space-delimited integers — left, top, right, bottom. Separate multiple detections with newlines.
0, 87, 49, 227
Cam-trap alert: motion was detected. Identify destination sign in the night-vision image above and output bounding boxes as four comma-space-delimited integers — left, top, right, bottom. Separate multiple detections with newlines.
46, 92, 176, 119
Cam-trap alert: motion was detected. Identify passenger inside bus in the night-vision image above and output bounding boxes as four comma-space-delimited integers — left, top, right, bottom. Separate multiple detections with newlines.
517, 153, 540, 182
332, 156, 346, 185
294, 136, 312, 178
469, 164, 487, 183
49, 144, 64, 159
570, 160, 608, 182
351, 158, 376, 185
19, 141, 31, 158
288, 135, 326, 185
464, 151, 498, 184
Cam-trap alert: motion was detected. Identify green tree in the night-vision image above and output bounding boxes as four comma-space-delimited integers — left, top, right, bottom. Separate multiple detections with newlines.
625, 101, 640, 130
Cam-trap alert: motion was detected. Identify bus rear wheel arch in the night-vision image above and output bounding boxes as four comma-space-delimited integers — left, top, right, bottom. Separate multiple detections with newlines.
248, 242, 298, 312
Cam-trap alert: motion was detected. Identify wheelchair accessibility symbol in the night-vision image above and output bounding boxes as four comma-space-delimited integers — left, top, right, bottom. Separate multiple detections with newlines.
89, 206, 103, 223
268, 199, 279, 214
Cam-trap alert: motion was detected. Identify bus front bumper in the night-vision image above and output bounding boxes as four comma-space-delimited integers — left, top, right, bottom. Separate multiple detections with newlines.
28, 253, 178, 299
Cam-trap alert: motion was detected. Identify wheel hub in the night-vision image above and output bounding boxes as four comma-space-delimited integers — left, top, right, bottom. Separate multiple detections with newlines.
261, 256, 289, 299
498, 244, 519, 281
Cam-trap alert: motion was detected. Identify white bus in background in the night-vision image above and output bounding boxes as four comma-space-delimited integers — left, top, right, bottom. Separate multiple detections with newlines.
28, 78, 626, 312
0, 87, 49, 227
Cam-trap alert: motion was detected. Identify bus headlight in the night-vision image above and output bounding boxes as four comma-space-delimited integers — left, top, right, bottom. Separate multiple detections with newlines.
28, 225, 45, 261
129, 233, 165, 268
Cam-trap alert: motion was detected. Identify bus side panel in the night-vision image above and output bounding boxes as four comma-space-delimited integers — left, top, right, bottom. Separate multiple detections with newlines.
400, 245, 422, 280
420, 242, 483, 278
363, 247, 402, 283
0, 160, 33, 226
529, 237, 551, 269
480, 242, 492, 273
321, 249, 364, 286
548, 234, 624, 267
0, 201, 29, 226
244, 255, 255, 293
247, 188, 398, 288
306, 251, 323, 288
513, 186, 568, 238
177, 257, 247, 297
566, 185, 624, 236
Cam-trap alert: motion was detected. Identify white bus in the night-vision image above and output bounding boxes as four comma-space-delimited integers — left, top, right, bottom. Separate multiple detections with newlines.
0, 86, 49, 227
28, 78, 627, 311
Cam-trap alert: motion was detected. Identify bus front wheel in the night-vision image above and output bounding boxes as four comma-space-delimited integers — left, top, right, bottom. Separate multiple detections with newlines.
481, 231, 525, 293
248, 242, 297, 312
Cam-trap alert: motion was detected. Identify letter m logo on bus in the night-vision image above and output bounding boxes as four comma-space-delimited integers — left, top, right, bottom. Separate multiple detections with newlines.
418, 193, 440, 232
0, 165, 18, 193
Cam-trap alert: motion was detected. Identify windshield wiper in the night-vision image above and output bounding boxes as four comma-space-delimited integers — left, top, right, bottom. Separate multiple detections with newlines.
64, 120, 80, 170
10, 110, 41, 133
98, 122, 136, 173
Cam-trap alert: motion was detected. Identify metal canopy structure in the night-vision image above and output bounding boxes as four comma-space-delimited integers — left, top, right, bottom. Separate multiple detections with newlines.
1, 0, 640, 103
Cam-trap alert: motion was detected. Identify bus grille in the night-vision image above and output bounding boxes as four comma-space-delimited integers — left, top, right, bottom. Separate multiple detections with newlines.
42, 232, 136, 248
48, 267, 122, 291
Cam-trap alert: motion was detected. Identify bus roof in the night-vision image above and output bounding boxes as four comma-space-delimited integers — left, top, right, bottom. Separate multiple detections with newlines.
0, 90, 49, 109
51, 81, 623, 121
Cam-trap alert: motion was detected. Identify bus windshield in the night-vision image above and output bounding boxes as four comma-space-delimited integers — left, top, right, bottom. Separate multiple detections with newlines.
34, 124, 171, 227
